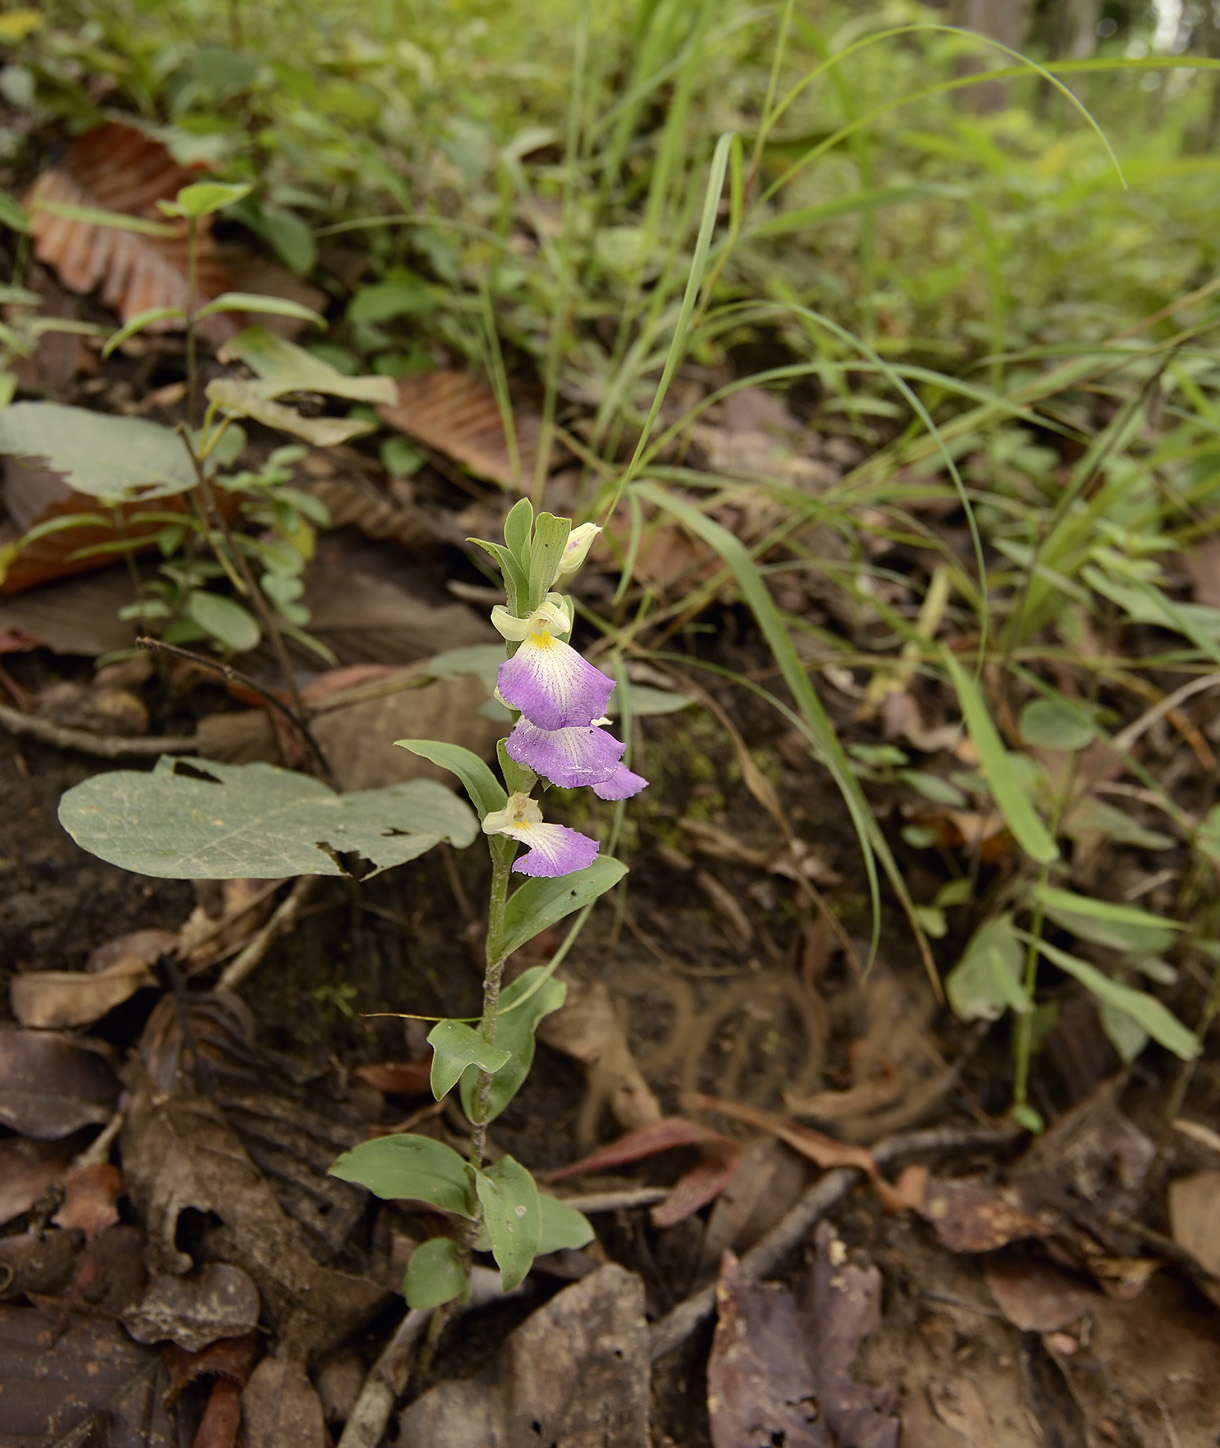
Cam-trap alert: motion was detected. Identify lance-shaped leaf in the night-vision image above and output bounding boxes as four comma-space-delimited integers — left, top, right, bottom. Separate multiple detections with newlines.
1030, 884, 1181, 956
58, 756, 476, 879
206, 378, 376, 446
460, 967, 566, 1124
330, 1134, 476, 1218
536, 1193, 595, 1254
476, 1154, 541, 1291
396, 738, 507, 818
526, 511, 571, 611
946, 914, 1031, 1022
427, 1019, 511, 1101
500, 857, 627, 959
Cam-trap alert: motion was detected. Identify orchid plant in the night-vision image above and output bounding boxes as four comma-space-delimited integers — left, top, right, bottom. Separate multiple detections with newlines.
330, 501, 645, 1308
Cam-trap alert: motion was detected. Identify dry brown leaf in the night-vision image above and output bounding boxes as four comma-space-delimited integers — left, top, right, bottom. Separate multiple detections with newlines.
52, 1162, 124, 1238
0, 1029, 120, 1138
0, 1302, 176, 1446
11, 953, 160, 1029
918, 1178, 1053, 1253
548, 1116, 742, 1228
983, 1257, 1098, 1332
354, 1058, 434, 1095
1167, 1170, 1220, 1306
683, 1091, 913, 1212
377, 370, 542, 488
123, 1263, 261, 1353
25, 122, 239, 344
242, 1354, 326, 1448
0, 1135, 76, 1227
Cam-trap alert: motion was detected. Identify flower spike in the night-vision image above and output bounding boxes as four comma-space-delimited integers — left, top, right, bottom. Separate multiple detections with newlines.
482, 792, 600, 878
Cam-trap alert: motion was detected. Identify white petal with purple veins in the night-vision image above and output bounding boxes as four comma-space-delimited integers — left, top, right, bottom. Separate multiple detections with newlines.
505, 719, 625, 789
511, 823, 600, 877
497, 634, 615, 731
591, 764, 648, 800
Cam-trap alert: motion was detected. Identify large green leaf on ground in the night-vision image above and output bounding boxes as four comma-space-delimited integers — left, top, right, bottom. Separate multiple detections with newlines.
219, 326, 397, 405
0, 402, 196, 502
58, 756, 476, 879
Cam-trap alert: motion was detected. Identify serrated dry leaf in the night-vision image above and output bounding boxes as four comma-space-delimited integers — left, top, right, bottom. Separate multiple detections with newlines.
378, 370, 542, 488
25, 122, 239, 344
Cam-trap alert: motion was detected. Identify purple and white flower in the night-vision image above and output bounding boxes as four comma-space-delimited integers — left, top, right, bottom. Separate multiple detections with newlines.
505, 717, 647, 799
493, 599, 615, 732
481, 792, 600, 878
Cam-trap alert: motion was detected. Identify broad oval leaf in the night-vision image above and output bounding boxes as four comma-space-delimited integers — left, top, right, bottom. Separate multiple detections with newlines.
943, 650, 1058, 865
945, 913, 1031, 1023
536, 1193, 594, 1254
427, 1019, 511, 1102
459, 967, 566, 1125
476, 1154, 541, 1292
185, 591, 260, 652
395, 739, 507, 818
1019, 698, 1095, 751
503, 497, 534, 567
404, 1236, 468, 1310
500, 857, 626, 960
330, 1133, 476, 1218
58, 756, 476, 879
0, 403, 197, 502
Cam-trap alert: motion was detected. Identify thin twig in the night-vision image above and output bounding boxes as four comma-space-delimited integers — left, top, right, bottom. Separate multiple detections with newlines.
648, 1123, 1016, 1360
136, 635, 335, 785
217, 875, 318, 990
336, 1268, 510, 1448
0, 702, 201, 757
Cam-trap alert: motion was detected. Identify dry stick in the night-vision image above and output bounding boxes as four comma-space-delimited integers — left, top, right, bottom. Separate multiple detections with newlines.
0, 702, 202, 757
136, 635, 335, 785
649, 1122, 1016, 1361
217, 875, 318, 990
336, 1267, 510, 1448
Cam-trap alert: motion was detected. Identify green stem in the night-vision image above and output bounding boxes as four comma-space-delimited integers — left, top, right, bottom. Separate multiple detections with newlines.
1012, 862, 1050, 1121
466, 841, 513, 1174
185, 218, 199, 430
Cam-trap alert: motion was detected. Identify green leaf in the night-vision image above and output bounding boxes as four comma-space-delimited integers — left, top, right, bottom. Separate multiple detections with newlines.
257, 205, 318, 275
1030, 885, 1180, 956
459, 967, 566, 1124
195, 292, 325, 327
469, 537, 527, 615
404, 1236, 468, 1309
1098, 1000, 1148, 1064
503, 497, 534, 567
1064, 797, 1174, 852
427, 1019, 510, 1101
206, 379, 375, 445
330, 1133, 476, 1217
536, 1193, 594, 1254
0, 403, 196, 502
0, 188, 28, 232
526, 512, 571, 610
161, 181, 253, 220
424, 644, 504, 693
58, 757, 477, 879
500, 857, 627, 959
1196, 804, 1220, 865
497, 736, 535, 799
348, 278, 436, 325
30, 200, 179, 237
1022, 933, 1199, 1061
945, 914, 1031, 1022
943, 650, 1058, 865
185, 591, 259, 652
1019, 698, 1095, 751
220, 326, 395, 405
395, 739, 507, 818
101, 307, 187, 358
475, 1154, 541, 1292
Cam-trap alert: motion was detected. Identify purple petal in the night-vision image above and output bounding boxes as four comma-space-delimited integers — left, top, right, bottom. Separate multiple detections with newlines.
505, 719, 626, 789
591, 764, 648, 800
511, 823, 600, 878
497, 635, 615, 731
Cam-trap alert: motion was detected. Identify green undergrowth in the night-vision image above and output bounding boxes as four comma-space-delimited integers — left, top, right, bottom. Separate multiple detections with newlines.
5, 0, 1220, 1114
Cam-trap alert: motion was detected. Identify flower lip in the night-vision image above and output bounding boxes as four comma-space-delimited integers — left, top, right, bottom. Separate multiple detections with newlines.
504, 718, 627, 790
497, 630, 615, 731
482, 791, 599, 877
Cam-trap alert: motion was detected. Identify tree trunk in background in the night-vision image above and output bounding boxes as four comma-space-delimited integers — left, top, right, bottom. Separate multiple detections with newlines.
1055, 0, 1101, 60
956, 0, 1034, 111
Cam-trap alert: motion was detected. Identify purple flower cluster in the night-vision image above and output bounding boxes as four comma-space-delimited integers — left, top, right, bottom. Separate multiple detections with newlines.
482, 598, 647, 877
